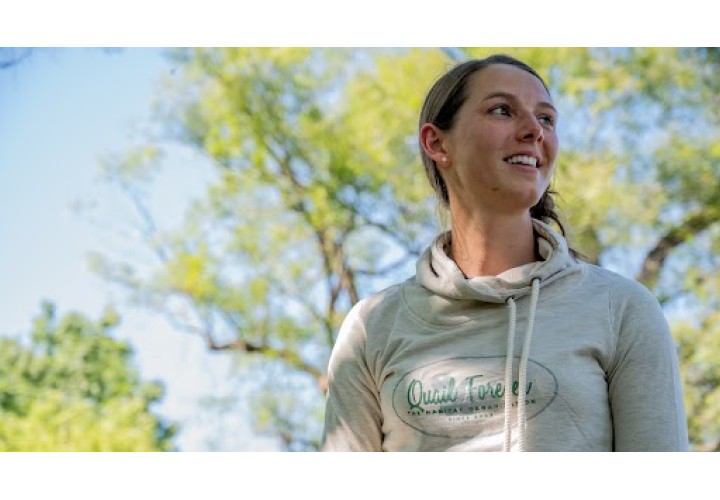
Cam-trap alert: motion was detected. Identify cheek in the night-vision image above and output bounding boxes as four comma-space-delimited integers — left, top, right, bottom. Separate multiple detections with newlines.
545, 134, 559, 162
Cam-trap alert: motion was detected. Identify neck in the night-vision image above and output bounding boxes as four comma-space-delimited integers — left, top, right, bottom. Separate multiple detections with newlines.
448, 210, 538, 278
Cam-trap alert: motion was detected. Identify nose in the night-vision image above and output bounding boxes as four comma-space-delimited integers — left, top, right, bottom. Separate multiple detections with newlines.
517, 113, 544, 143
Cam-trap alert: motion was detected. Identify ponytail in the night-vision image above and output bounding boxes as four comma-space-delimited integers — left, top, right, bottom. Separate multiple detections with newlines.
531, 188, 584, 261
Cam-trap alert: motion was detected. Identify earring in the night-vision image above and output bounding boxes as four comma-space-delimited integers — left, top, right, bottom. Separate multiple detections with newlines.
441, 156, 447, 163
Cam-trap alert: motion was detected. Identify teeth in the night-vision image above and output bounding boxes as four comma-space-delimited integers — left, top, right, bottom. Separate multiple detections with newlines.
506, 155, 538, 167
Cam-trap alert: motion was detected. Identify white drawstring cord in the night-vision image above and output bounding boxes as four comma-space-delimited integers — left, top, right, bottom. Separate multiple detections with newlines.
503, 297, 517, 452
503, 278, 541, 452
517, 278, 540, 451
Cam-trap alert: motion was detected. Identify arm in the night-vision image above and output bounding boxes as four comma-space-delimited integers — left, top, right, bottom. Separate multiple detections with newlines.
321, 302, 384, 451
607, 279, 689, 451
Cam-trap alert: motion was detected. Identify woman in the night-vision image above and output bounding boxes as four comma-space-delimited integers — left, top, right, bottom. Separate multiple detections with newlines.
321, 54, 689, 451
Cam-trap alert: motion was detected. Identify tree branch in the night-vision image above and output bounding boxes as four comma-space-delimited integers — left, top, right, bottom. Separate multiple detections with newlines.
636, 206, 719, 288
208, 338, 327, 392
355, 253, 414, 277
344, 204, 425, 257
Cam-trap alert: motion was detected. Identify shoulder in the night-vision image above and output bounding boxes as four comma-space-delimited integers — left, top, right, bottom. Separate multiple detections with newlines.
335, 280, 406, 343
583, 264, 669, 344
329, 280, 407, 377
359, 281, 405, 318
347, 277, 409, 323
584, 263, 658, 305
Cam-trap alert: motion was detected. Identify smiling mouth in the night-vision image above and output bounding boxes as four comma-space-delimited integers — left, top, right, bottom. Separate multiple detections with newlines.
505, 155, 539, 168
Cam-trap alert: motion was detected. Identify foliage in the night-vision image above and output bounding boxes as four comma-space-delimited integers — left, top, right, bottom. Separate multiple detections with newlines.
0, 302, 175, 451
90, 48, 720, 451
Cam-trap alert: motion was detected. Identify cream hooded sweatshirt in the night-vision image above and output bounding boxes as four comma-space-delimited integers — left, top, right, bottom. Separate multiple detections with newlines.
322, 220, 689, 451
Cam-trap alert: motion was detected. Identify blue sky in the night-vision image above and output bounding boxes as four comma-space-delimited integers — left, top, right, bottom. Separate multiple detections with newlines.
0, 48, 280, 451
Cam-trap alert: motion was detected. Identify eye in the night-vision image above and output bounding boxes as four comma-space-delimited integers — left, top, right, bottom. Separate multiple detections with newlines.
538, 114, 556, 127
489, 104, 511, 116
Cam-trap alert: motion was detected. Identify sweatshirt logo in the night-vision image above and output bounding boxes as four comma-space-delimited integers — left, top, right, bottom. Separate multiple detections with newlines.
392, 356, 558, 438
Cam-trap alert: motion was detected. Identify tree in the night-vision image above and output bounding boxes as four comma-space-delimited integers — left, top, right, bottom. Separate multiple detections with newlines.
89, 48, 720, 451
0, 302, 175, 451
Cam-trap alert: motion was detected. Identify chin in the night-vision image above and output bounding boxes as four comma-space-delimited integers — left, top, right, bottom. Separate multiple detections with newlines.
518, 189, 545, 208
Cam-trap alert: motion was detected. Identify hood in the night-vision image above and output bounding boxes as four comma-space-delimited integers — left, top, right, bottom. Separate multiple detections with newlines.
404, 219, 582, 451
407, 218, 583, 451
415, 218, 578, 305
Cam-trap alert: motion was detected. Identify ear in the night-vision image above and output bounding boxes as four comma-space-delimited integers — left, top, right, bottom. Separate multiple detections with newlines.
419, 123, 450, 168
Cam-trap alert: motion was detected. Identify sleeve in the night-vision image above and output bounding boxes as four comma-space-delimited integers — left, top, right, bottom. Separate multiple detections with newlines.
607, 279, 689, 451
321, 301, 384, 451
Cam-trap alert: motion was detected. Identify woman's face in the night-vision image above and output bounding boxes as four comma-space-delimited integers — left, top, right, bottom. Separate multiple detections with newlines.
440, 63, 559, 217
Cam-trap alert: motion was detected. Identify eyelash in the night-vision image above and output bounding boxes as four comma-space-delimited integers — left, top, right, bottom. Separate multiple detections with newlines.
539, 115, 555, 126
489, 104, 511, 116
489, 105, 556, 126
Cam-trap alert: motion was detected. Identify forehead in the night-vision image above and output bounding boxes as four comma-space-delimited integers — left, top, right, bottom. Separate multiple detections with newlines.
466, 64, 551, 103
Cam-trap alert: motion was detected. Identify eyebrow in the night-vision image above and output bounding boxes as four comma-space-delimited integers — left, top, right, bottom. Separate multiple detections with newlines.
482, 91, 558, 114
